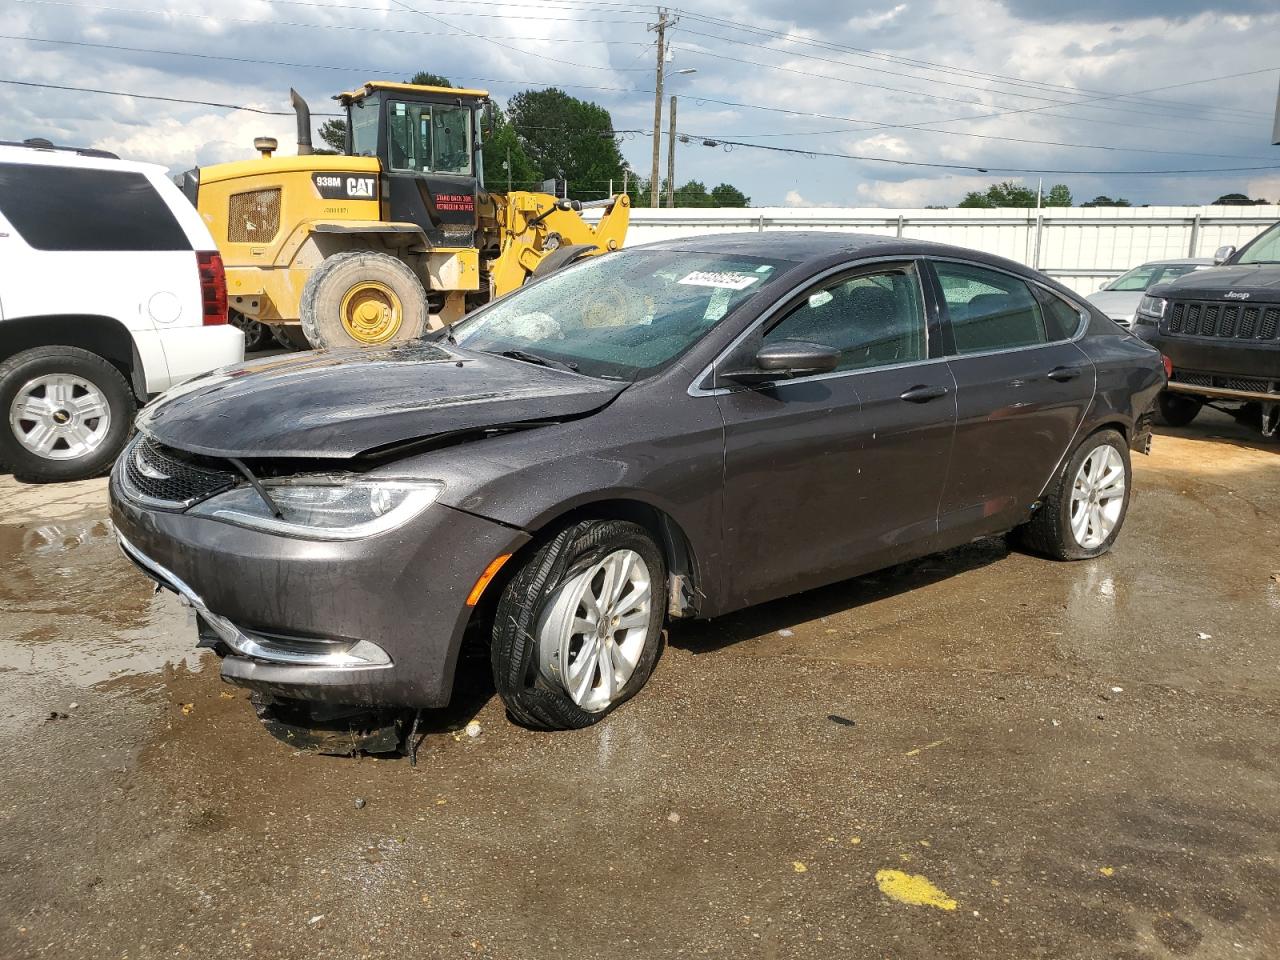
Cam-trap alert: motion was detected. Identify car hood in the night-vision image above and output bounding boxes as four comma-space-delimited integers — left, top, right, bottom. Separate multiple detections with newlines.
1085, 289, 1140, 318
1150, 262, 1280, 301
137, 340, 627, 459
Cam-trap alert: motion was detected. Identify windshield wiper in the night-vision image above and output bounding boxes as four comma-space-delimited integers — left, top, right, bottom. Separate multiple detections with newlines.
494, 349, 578, 372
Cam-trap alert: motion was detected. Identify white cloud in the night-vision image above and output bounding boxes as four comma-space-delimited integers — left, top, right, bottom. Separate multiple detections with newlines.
854, 175, 994, 207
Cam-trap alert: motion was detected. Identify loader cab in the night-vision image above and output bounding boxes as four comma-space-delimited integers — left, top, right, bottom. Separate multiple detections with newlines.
338, 81, 490, 248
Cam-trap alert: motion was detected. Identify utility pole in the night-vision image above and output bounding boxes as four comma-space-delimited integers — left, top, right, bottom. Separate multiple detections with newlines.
648, 8, 669, 208
666, 95, 677, 208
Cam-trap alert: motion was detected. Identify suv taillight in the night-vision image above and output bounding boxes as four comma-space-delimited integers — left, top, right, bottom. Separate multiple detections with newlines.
196, 251, 228, 326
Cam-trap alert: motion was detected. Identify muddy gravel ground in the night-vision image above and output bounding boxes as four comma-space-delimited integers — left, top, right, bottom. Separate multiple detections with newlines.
1, 411, 1277, 960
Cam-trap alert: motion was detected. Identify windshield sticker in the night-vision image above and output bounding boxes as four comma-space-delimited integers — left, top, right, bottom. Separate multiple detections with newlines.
678, 271, 760, 291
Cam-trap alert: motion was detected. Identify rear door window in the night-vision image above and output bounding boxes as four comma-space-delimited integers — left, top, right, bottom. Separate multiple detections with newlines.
0, 162, 190, 252
934, 261, 1046, 354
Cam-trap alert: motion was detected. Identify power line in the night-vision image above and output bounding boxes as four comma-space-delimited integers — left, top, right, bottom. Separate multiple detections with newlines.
0, 78, 336, 115
666, 6, 1274, 121
672, 44, 1264, 130
7, 31, 1269, 165
663, 130, 1280, 176
10, 0, 656, 44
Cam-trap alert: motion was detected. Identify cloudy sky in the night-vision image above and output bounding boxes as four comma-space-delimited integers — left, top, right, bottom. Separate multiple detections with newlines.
1, 0, 1278, 207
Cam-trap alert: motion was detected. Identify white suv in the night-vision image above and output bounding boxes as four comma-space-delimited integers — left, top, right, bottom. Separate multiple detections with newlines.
0, 140, 244, 482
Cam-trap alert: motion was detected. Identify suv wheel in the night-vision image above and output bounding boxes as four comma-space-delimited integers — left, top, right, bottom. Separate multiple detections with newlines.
0, 346, 136, 482
1014, 429, 1131, 561
490, 520, 666, 730
1155, 392, 1202, 427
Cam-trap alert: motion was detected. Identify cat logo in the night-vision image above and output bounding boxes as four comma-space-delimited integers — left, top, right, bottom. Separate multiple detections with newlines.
345, 177, 375, 199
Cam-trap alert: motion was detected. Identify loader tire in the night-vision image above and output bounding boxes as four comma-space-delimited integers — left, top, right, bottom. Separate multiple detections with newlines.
300, 251, 429, 350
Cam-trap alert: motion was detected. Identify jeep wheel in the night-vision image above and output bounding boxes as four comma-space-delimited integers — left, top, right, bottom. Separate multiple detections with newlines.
490, 520, 666, 730
0, 346, 136, 483
300, 251, 429, 350
1155, 392, 1202, 427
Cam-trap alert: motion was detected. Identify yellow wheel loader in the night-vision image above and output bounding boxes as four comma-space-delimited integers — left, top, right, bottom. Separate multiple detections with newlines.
181, 82, 630, 350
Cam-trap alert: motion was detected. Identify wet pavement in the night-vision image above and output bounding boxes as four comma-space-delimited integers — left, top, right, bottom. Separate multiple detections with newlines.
1, 411, 1277, 959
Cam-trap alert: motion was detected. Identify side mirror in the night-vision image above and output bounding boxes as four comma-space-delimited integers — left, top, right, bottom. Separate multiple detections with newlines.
724, 340, 840, 385
1214, 244, 1236, 265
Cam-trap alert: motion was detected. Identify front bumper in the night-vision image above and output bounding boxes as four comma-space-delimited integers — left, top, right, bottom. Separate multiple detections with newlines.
110, 467, 529, 708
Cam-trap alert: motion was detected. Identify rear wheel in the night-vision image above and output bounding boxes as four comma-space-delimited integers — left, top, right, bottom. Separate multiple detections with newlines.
229, 310, 273, 352
271, 324, 311, 351
1014, 429, 1131, 561
1155, 392, 1202, 427
0, 346, 136, 482
300, 251, 428, 350
490, 520, 666, 730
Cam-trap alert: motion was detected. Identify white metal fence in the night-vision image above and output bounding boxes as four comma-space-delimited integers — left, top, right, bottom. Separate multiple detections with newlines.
597, 206, 1279, 296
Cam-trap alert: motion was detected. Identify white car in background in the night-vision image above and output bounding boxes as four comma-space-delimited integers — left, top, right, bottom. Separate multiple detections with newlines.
1087, 258, 1214, 327
0, 139, 244, 482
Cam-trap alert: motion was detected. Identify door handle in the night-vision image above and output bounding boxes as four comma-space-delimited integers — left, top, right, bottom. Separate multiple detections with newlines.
899, 384, 949, 403
1047, 366, 1082, 382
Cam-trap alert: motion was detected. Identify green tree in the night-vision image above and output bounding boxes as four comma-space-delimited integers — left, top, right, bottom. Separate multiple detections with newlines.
1081, 195, 1132, 207
407, 71, 452, 88
709, 182, 750, 207
1045, 184, 1072, 207
318, 118, 347, 153
958, 181, 1039, 208
1212, 193, 1267, 206
482, 105, 540, 193
506, 87, 632, 198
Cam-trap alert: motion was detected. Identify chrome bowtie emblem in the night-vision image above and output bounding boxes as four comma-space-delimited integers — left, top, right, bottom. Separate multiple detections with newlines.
134, 448, 170, 481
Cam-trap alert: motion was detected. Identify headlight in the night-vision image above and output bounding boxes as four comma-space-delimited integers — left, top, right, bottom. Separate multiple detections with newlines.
1136, 295, 1166, 320
188, 478, 443, 540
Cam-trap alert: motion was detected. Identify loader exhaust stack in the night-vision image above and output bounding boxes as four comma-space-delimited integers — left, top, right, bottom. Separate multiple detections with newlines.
290, 88, 313, 156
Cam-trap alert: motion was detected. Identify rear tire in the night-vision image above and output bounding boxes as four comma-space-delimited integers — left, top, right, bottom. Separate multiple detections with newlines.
300, 251, 428, 350
1155, 392, 1202, 427
490, 520, 666, 730
271, 324, 311, 351
0, 346, 136, 483
230, 310, 274, 352
1014, 429, 1131, 561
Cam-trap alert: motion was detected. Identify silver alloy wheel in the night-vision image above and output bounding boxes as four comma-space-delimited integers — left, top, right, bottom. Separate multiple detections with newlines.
7, 373, 112, 461
1069, 443, 1126, 550
536, 548, 653, 713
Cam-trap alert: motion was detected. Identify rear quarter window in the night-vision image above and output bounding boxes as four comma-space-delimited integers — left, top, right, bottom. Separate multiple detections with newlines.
0, 162, 190, 252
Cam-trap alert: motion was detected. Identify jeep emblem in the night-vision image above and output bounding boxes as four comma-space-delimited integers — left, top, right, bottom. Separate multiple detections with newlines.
1224, 291, 1250, 300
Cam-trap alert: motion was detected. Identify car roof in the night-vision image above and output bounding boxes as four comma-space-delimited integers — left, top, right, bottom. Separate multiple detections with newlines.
633, 230, 1045, 275
1134, 257, 1216, 266
0, 142, 167, 177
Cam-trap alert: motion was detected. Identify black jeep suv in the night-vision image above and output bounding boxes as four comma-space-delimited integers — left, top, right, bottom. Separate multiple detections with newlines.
1133, 220, 1280, 437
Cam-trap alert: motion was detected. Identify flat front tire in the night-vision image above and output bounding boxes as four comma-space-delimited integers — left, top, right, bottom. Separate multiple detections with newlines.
490, 520, 666, 730
1015, 429, 1132, 561
0, 346, 136, 483
299, 251, 428, 350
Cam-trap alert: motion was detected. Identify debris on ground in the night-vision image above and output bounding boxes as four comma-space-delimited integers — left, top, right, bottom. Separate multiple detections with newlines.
464, 720, 483, 738
793, 862, 807, 873
827, 714, 856, 727
667, 812, 681, 824
1197, 632, 1213, 640
875, 869, 958, 910
354, 798, 366, 809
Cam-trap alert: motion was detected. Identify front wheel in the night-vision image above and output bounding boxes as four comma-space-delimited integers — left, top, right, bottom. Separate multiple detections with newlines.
1014, 429, 1132, 560
0, 346, 136, 482
490, 520, 666, 730
299, 251, 428, 350
1155, 392, 1202, 427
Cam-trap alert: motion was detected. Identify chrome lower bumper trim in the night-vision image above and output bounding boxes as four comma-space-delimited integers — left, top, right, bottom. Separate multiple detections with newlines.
1166, 381, 1279, 404
116, 533, 391, 669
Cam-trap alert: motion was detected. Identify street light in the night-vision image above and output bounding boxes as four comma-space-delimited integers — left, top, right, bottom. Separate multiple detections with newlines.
647, 7, 696, 207
664, 69, 697, 209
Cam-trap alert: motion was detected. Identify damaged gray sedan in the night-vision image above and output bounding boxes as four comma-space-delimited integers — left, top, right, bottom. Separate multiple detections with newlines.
111, 233, 1164, 733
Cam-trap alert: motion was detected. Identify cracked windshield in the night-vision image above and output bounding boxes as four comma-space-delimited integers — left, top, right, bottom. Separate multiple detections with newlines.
449, 250, 793, 379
